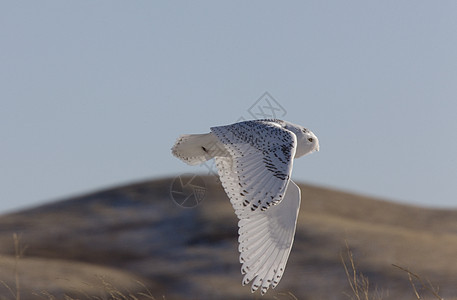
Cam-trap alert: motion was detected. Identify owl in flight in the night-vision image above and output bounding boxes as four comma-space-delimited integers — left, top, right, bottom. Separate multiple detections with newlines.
172, 119, 319, 295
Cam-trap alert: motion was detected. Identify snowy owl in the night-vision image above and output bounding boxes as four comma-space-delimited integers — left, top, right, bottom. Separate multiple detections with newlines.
172, 119, 319, 295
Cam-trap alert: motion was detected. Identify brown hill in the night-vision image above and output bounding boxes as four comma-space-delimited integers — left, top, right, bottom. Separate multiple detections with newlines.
1, 175, 457, 299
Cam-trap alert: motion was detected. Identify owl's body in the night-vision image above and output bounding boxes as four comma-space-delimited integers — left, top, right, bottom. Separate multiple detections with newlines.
172, 119, 319, 294
172, 119, 318, 166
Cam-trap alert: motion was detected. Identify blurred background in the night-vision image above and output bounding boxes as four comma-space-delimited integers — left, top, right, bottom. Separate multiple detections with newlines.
1, 1, 457, 213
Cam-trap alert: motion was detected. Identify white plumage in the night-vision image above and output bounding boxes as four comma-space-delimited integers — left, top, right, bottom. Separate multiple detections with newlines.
172, 119, 319, 295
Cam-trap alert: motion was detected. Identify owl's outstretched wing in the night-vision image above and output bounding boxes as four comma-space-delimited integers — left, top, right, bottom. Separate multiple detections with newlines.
211, 120, 296, 212
215, 157, 301, 294
239, 181, 301, 294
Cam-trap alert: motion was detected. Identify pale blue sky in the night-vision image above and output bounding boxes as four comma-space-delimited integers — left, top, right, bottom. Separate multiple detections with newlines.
1, 1, 457, 213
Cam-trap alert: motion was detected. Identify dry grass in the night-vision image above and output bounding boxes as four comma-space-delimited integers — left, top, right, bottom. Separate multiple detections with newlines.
31, 277, 160, 300
392, 264, 443, 300
272, 292, 299, 300
342, 241, 446, 300
0, 234, 26, 300
341, 242, 383, 300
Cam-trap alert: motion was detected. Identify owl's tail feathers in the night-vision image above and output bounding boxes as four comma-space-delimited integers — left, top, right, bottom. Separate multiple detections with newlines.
172, 133, 226, 166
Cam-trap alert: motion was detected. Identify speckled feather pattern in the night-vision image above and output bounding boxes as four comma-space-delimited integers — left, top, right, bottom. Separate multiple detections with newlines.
211, 119, 296, 212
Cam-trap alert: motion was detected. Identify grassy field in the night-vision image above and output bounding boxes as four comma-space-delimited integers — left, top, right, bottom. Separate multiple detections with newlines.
0, 175, 456, 299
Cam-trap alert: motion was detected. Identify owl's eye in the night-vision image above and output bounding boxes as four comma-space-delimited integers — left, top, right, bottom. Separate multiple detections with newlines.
308, 138, 314, 142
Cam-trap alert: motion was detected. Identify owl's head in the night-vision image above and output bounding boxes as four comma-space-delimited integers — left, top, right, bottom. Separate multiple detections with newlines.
297, 128, 319, 157
283, 121, 319, 158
